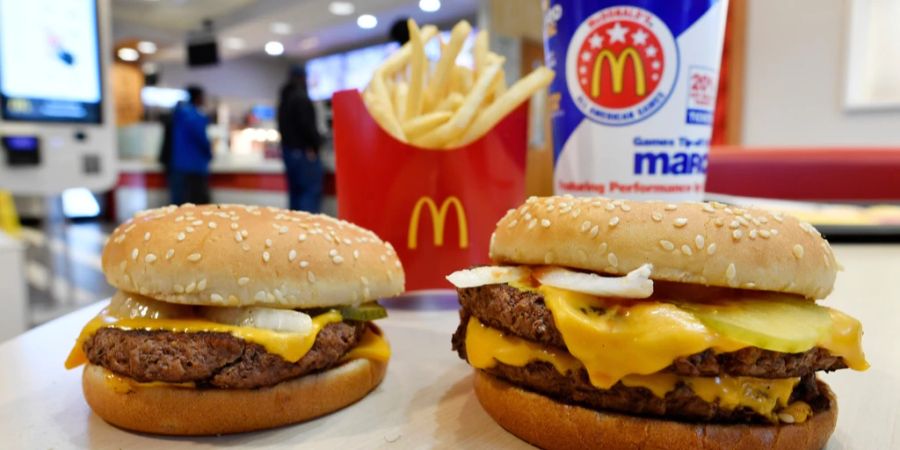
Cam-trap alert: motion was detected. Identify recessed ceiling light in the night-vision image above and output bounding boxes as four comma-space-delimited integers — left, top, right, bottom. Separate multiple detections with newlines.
328, 1, 355, 16
117, 47, 140, 62
419, 0, 440, 12
299, 37, 319, 50
270, 22, 292, 35
357, 14, 377, 29
137, 40, 157, 54
223, 37, 245, 50
265, 41, 285, 56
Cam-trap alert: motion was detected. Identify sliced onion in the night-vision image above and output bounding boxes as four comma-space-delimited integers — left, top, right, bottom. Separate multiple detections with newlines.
108, 291, 193, 319
446, 266, 532, 289
533, 264, 654, 298
202, 306, 313, 334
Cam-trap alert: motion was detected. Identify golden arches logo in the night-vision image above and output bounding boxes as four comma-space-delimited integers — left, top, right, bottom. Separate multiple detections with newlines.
407, 196, 469, 250
591, 47, 646, 97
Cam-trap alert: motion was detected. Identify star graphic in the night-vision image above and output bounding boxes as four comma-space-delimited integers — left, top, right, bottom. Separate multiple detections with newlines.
579, 65, 587, 75
646, 45, 658, 58
606, 22, 629, 43
652, 73, 659, 81
651, 60, 661, 70
589, 33, 603, 49
581, 77, 588, 85
581, 51, 592, 62
631, 29, 648, 46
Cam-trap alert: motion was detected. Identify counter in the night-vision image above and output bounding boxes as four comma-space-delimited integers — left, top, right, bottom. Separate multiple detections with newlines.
1, 244, 896, 449
113, 153, 337, 222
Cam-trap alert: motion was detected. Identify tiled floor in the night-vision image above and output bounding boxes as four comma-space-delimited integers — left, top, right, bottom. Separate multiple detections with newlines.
21, 221, 116, 327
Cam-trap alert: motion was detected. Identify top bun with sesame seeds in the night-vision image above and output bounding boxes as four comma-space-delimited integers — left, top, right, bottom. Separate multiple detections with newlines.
102, 204, 406, 308
489, 196, 839, 299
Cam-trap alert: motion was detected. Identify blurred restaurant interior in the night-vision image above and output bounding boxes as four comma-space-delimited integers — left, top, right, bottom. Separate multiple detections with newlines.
1, 0, 900, 354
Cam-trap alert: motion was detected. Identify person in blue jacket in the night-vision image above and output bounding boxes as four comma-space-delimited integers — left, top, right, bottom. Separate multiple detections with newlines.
168, 86, 212, 205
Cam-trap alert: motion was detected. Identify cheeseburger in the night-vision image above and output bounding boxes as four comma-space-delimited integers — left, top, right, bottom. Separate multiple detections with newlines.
448, 196, 867, 450
65, 204, 405, 435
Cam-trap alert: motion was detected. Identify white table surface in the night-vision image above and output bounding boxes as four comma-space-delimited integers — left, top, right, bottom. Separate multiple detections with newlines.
1, 244, 897, 449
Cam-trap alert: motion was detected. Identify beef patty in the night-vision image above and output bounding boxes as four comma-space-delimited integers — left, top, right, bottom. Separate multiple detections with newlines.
457, 284, 847, 378
84, 321, 365, 389
479, 361, 831, 424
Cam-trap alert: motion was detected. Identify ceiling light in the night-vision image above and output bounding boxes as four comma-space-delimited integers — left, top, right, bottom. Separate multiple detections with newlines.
223, 37, 245, 50
270, 22, 292, 35
357, 14, 377, 29
419, 0, 440, 12
264, 41, 284, 56
117, 47, 140, 62
328, 1, 355, 16
136, 40, 157, 54
299, 37, 319, 50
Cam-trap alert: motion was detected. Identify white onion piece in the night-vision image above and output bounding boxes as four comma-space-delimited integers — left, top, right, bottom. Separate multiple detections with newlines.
446, 266, 532, 289
202, 306, 313, 334
533, 264, 654, 298
108, 291, 192, 319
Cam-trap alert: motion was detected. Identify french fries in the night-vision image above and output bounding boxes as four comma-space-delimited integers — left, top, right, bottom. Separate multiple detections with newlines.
404, 20, 426, 121
363, 19, 555, 150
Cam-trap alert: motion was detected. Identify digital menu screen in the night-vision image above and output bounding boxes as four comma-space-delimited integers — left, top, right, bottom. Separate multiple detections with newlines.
344, 42, 398, 92
0, 0, 103, 123
306, 53, 345, 102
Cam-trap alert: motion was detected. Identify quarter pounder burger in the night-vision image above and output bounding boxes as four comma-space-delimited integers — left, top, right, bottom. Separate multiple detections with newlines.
448, 196, 867, 450
66, 204, 405, 435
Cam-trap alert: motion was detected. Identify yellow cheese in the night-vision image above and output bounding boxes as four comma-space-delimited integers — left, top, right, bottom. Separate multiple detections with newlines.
103, 371, 196, 394
820, 308, 869, 371
536, 285, 867, 389
465, 317, 802, 421
65, 309, 343, 369
540, 285, 743, 388
465, 317, 581, 375
341, 325, 391, 363
779, 401, 812, 424
619, 373, 679, 398
621, 373, 799, 421
688, 376, 798, 420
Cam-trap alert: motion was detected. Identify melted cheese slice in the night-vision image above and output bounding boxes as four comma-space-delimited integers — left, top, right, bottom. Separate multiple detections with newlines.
538, 285, 868, 389
623, 373, 799, 421
342, 326, 391, 363
465, 316, 581, 375
465, 317, 802, 421
539, 285, 744, 388
65, 308, 343, 369
103, 371, 196, 394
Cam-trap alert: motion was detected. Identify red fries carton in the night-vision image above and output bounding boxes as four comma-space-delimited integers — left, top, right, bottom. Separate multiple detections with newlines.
333, 90, 528, 291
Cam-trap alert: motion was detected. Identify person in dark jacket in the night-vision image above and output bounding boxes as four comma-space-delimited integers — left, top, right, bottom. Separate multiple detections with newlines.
169, 86, 213, 205
277, 65, 323, 212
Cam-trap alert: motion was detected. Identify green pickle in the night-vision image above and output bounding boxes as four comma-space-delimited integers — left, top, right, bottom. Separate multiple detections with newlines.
339, 302, 388, 321
677, 296, 832, 353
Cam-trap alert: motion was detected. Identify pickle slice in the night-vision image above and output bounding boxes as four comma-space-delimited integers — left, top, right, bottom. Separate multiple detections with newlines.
678, 297, 832, 353
339, 303, 388, 321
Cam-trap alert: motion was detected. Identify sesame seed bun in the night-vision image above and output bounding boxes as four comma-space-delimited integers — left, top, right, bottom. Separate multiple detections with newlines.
473, 370, 837, 450
102, 204, 405, 308
82, 359, 386, 435
490, 197, 839, 299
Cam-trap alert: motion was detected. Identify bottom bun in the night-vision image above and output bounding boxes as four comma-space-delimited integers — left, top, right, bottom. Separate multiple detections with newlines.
83, 359, 387, 435
473, 370, 837, 450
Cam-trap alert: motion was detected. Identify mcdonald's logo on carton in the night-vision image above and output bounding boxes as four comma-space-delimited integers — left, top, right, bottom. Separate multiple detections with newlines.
564, 5, 679, 125
332, 89, 528, 291
407, 196, 469, 250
